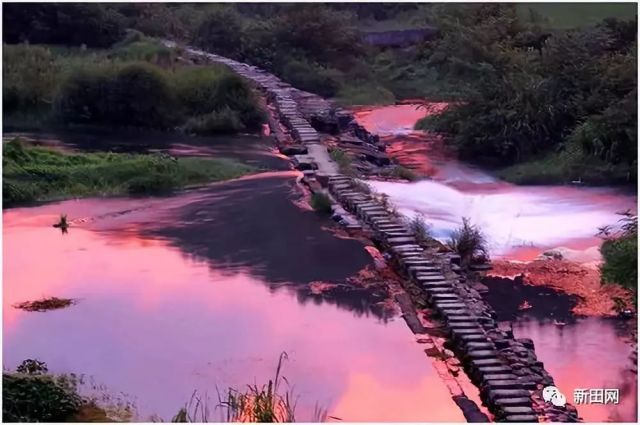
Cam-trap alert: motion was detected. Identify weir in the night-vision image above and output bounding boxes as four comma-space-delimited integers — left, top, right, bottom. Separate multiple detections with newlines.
178, 44, 580, 423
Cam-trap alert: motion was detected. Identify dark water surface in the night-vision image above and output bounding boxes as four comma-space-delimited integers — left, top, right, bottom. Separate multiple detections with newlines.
3, 163, 464, 421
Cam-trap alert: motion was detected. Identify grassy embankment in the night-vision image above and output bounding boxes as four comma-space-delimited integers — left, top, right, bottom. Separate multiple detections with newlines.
3, 36, 266, 134
3, 139, 254, 207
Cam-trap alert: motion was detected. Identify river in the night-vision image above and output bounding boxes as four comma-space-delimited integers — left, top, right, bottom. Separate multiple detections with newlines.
354, 104, 638, 422
3, 131, 466, 421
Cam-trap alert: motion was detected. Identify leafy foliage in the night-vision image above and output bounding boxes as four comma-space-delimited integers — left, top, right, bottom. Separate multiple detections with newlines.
415, 4, 637, 184
3, 369, 83, 422
311, 192, 333, 215
599, 212, 638, 292
447, 217, 488, 267
3, 3, 126, 47
4, 44, 265, 134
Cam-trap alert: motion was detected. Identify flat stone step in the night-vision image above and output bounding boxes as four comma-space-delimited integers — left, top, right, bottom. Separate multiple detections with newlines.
446, 315, 478, 322
431, 294, 461, 301
436, 302, 468, 309
485, 389, 530, 401
467, 350, 498, 360
493, 397, 532, 408
470, 358, 503, 368
484, 380, 524, 390
503, 414, 537, 422
440, 309, 471, 316
387, 237, 417, 245
499, 406, 536, 416
449, 322, 480, 329
415, 274, 447, 281
465, 342, 494, 350
475, 365, 512, 376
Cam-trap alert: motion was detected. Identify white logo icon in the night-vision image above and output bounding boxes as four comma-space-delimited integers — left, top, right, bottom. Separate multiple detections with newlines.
543, 386, 567, 407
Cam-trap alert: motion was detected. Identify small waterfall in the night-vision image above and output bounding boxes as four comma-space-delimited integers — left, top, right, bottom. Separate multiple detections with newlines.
368, 178, 635, 258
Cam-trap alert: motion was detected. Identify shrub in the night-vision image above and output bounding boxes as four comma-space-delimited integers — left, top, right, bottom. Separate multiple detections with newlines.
3, 3, 126, 47
600, 212, 638, 292
54, 62, 177, 129
192, 7, 244, 59
2, 372, 83, 422
330, 148, 355, 175
279, 59, 343, 97
184, 108, 245, 135
447, 217, 488, 267
407, 213, 432, 245
2, 44, 58, 114
311, 192, 333, 215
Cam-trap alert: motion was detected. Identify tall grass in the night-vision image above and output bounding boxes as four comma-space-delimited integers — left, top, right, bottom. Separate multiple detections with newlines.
311, 192, 333, 215
405, 213, 432, 245
329, 148, 354, 175
447, 217, 488, 267
3, 139, 255, 207
172, 353, 331, 423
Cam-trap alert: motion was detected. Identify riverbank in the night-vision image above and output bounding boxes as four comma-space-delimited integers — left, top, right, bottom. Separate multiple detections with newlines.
2, 138, 256, 208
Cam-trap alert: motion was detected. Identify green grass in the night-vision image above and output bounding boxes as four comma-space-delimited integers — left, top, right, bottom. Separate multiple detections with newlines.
329, 148, 355, 175
516, 2, 637, 28
497, 151, 634, 185
2, 139, 256, 207
310, 192, 333, 215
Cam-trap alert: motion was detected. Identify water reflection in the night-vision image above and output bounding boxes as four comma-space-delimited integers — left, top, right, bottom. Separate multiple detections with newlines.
513, 318, 637, 422
3, 174, 465, 421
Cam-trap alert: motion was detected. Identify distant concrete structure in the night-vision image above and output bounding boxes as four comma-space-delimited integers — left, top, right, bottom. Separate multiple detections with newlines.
361, 27, 438, 48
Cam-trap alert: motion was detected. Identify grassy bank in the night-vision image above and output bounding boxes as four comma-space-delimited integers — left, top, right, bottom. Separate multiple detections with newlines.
2, 139, 255, 207
3, 40, 266, 134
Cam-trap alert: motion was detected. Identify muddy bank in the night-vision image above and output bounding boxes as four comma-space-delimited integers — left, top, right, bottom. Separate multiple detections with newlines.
490, 259, 635, 316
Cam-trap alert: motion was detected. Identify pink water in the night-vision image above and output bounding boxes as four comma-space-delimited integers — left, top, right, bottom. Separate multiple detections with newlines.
354, 104, 638, 422
3, 181, 465, 422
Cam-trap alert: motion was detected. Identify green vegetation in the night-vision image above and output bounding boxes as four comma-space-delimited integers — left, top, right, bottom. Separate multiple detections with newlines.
3, 360, 87, 422
405, 213, 433, 246
3, 139, 255, 207
599, 212, 638, 293
3, 42, 265, 134
172, 352, 330, 422
447, 218, 488, 267
381, 165, 419, 182
516, 3, 637, 29
414, 4, 636, 186
310, 192, 333, 215
329, 148, 355, 175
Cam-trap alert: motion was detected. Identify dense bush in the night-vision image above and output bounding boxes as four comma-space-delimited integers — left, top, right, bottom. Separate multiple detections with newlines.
600, 213, 638, 292
279, 59, 342, 97
3, 3, 126, 47
447, 217, 488, 267
311, 192, 333, 215
2, 45, 57, 114
53, 62, 177, 129
415, 4, 637, 184
3, 372, 83, 422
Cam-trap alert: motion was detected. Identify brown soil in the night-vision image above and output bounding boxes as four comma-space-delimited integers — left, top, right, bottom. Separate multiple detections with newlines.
490, 259, 635, 316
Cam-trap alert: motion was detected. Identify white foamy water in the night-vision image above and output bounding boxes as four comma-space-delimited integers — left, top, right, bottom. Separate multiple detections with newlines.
368, 179, 635, 257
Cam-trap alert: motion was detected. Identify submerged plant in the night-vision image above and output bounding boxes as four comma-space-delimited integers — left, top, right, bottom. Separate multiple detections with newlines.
447, 217, 488, 267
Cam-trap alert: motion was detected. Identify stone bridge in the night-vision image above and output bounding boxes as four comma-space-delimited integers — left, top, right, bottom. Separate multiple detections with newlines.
178, 43, 580, 423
